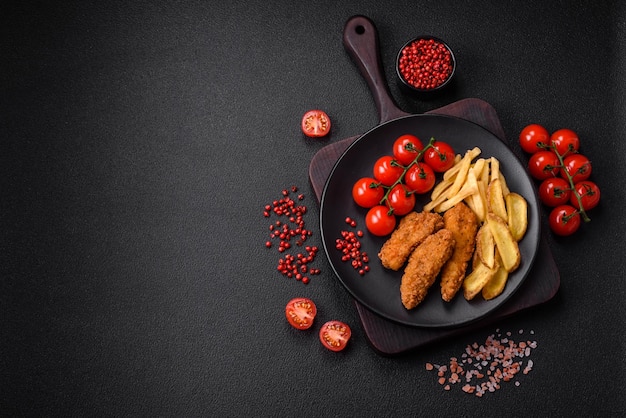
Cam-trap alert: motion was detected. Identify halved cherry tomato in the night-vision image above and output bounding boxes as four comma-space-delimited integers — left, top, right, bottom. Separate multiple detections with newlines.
285, 297, 317, 330
319, 320, 351, 352
571, 180, 600, 211
404, 162, 435, 194
393, 134, 424, 166
423, 141, 455, 172
373, 155, 404, 186
538, 177, 571, 207
560, 154, 592, 183
352, 177, 384, 208
549, 205, 581, 236
550, 128, 580, 157
365, 205, 396, 236
387, 184, 416, 216
527, 150, 560, 180
519, 124, 549, 154
301, 109, 331, 138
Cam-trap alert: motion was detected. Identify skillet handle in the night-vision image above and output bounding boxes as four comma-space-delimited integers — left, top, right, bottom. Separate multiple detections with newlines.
343, 15, 409, 124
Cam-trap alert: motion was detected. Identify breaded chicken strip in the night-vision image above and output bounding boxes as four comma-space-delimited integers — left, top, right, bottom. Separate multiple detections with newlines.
440, 202, 479, 302
378, 211, 444, 271
400, 229, 455, 309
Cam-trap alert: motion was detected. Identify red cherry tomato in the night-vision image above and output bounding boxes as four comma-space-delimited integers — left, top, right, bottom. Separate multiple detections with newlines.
571, 180, 600, 211
527, 150, 560, 180
404, 162, 436, 194
538, 177, 571, 207
549, 205, 581, 236
387, 184, 416, 216
519, 124, 550, 154
352, 177, 384, 208
560, 154, 592, 183
423, 141, 455, 172
550, 128, 580, 157
301, 109, 331, 137
392, 134, 424, 166
365, 205, 397, 236
319, 320, 351, 352
373, 155, 404, 186
285, 297, 317, 330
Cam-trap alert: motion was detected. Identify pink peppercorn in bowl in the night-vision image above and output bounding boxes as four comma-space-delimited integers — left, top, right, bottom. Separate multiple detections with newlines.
396, 36, 456, 94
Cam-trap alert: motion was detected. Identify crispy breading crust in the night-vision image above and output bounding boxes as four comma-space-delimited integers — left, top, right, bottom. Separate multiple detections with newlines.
400, 229, 455, 309
440, 202, 479, 302
378, 211, 444, 271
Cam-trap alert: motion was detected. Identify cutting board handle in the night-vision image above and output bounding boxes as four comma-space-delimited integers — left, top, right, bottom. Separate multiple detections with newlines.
343, 15, 409, 124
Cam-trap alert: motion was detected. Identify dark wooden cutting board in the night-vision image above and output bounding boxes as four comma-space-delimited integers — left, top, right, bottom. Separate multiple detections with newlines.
309, 98, 560, 355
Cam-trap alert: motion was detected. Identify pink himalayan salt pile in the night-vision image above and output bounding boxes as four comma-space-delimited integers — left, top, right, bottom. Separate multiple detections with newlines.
426, 329, 537, 397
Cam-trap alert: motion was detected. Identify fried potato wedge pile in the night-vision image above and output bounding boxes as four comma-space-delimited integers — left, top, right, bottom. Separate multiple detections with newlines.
425, 148, 529, 300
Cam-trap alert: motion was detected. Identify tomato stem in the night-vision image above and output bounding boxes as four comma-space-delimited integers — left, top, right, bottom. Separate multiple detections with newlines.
378, 137, 437, 213
547, 143, 591, 223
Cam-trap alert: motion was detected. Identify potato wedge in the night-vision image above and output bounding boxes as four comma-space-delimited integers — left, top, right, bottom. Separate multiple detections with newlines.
486, 213, 521, 272
487, 178, 507, 221
498, 172, 511, 197
481, 251, 510, 300
506, 192, 528, 241
463, 258, 498, 300
475, 223, 496, 269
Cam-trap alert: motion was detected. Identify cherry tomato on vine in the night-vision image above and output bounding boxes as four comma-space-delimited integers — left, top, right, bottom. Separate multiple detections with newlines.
373, 155, 404, 186
285, 297, 317, 330
538, 177, 571, 207
404, 162, 436, 194
352, 177, 384, 208
519, 124, 549, 154
519, 123, 550, 154
365, 205, 396, 236
392, 134, 424, 166
319, 320, 351, 352
561, 154, 592, 183
550, 128, 580, 157
527, 150, 560, 180
387, 184, 416, 216
571, 180, 600, 211
301, 109, 331, 138
549, 205, 581, 236
423, 141, 455, 172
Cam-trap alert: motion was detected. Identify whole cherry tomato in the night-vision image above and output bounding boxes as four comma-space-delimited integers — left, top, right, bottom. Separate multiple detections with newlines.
404, 162, 436, 194
373, 155, 404, 186
285, 297, 317, 330
423, 141, 455, 172
393, 134, 424, 166
519, 124, 550, 154
538, 177, 571, 207
387, 184, 416, 216
560, 154, 592, 183
570, 180, 600, 211
550, 128, 580, 157
319, 320, 351, 352
301, 109, 331, 137
527, 150, 560, 180
549, 205, 581, 236
352, 177, 384, 208
365, 205, 396, 236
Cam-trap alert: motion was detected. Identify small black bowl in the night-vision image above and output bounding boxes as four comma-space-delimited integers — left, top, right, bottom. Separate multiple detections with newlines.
396, 35, 456, 95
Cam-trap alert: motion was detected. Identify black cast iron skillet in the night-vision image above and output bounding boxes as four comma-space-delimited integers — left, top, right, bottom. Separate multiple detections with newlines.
319, 16, 541, 328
